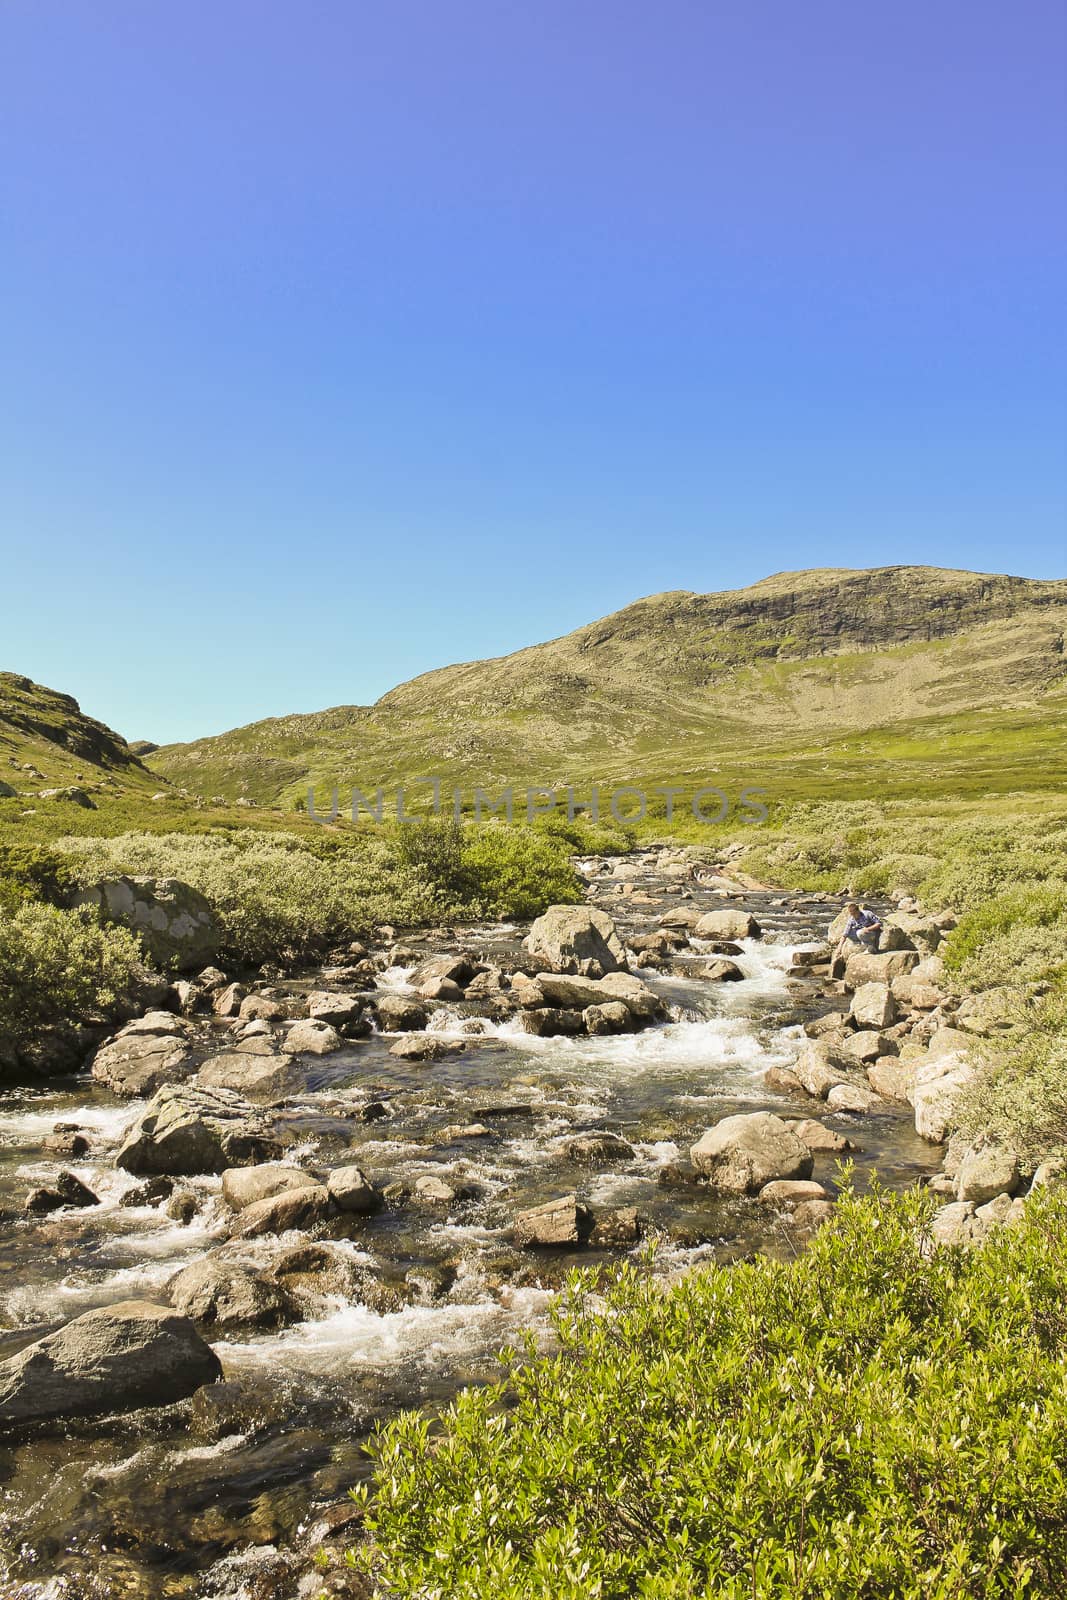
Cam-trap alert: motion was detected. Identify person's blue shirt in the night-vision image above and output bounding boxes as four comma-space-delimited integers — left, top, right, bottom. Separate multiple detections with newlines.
844, 908, 880, 942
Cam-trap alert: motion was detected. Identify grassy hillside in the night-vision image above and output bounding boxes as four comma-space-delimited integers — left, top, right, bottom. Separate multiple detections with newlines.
0, 671, 158, 798
149, 566, 1067, 807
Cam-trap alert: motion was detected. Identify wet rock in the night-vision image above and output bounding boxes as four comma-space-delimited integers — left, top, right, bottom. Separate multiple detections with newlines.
596, 971, 664, 1018
758, 1178, 829, 1205
658, 908, 702, 930
955, 1141, 1020, 1204
850, 982, 897, 1030
374, 994, 429, 1032
563, 1131, 636, 1162
42, 1129, 90, 1158
236, 1183, 335, 1237
690, 1113, 813, 1194
791, 1199, 836, 1230
166, 1188, 199, 1224
589, 1206, 641, 1247
119, 1175, 175, 1208
793, 1121, 855, 1153
517, 1008, 584, 1037
90, 1012, 198, 1098
0, 1300, 222, 1423
222, 1163, 321, 1211
417, 976, 465, 1001
115, 1084, 282, 1175
409, 954, 479, 990
326, 1164, 384, 1214
414, 1175, 468, 1205
764, 1064, 805, 1094
260, 1241, 368, 1315
358, 1100, 391, 1122
405, 1263, 457, 1303
439, 1122, 491, 1140
197, 1050, 306, 1103
281, 1018, 342, 1056
511, 1194, 594, 1247
465, 968, 510, 1002
583, 1001, 635, 1034
389, 1033, 464, 1061
71, 875, 219, 971
704, 958, 744, 982
694, 909, 760, 940
25, 1170, 99, 1215
168, 1254, 291, 1330
525, 905, 627, 978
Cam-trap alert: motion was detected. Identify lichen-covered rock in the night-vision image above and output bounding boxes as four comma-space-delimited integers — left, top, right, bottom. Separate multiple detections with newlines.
955, 1141, 1020, 1204
72, 876, 218, 970
168, 1254, 291, 1330
910, 1028, 977, 1143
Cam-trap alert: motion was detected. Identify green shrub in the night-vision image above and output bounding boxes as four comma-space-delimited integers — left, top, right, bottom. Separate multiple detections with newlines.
352, 1185, 1067, 1599
0, 902, 144, 1062
943, 888, 1067, 989
0, 842, 77, 915
462, 823, 584, 920
956, 992, 1067, 1166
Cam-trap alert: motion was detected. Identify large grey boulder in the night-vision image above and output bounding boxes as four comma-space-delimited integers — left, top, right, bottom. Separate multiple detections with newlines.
850, 982, 897, 1030
525, 906, 627, 978
235, 1184, 335, 1238
168, 1254, 291, 1330
955, 1141, 1020, 1204
326, 1165, 384, 1215
115, 1084, 282, 1175
690, 1113, 813, 1193
280, 1018, 341, 1056
0, 1300, 221, 1423
844, 951, 919, 988
72, 876, 218, 971
791, 1041, 860, 1100
520, 971, 663, 1020
90, 1012, 199, 1098
374, 994, 429, 1032
694, 909, 760, 941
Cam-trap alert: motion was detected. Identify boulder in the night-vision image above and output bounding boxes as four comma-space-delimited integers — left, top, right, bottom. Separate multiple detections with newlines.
0, 1300, 221, 1423
25, 1170, 99, 1214
583, 1001, 634, 1035
763, 1064, 805, 1095
236, 1184, 335, 1238
885, 912, 942, 954
596, 971, 664, 1018
793, 1121, 855, 1153
844, 951, 919, 988
930, 1201, 980, 1248
115, 1084, 282, 1175
260, 1241, 372, 1317
704, 959, 744, 982
690, 1113, 813, 1193
408, 954, 478, 989
238, 994, 286, 1022
414, 1175, 465, 1205
517, 1008, 584, 1037
280, 1019, 342, 1056
511, 1195, 594, 1247
563, 1132, 636, 1162
694, 910, 760, 941
306, 991, 363, 1027
374, 994, 429, 1032
221, 1163, 321, 1211
389, 1033, 464, 1060
850, 983, 897, 1030
867, 1057, 918, 1102
168, 1255, 291, 1330
71, 876, 218, 971
840, 1031, 891, 1064
955, 1141, 1020, 1204
757, 1179, 829, 1205
525, 906, 627, 978
212, 982, 246, 1018
791, 1041, 859, 1099
197, 1051, 305, 1103
826, 1083, 880, 1113
416, 976, 465, 1001
909, 1029, 977, 1143
792, 1199, 836, 1230
90, 1013, 198, 1098
589, 1207, 641, 1247
326, 1165, 383, 1214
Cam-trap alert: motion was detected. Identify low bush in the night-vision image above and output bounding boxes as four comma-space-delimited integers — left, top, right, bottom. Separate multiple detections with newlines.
0, 902, 144, 1063
353, 1185, 1067, 1599
956, 992, 1067, 1166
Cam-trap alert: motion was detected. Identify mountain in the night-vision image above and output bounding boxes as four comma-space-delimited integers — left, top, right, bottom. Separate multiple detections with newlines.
151, 566, 1067, 808
0, 672, 156, 801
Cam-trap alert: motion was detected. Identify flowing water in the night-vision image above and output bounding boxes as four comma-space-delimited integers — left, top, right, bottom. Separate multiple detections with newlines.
0, 861, 941, 1597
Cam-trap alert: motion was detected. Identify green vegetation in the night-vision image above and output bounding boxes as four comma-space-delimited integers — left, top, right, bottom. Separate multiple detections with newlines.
351, 1184, 1067, 1599
0, 901, 144, 1064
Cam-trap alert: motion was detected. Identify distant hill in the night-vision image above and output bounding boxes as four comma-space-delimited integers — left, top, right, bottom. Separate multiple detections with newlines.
0, 672, 157, 801
148, 567, 1067, 807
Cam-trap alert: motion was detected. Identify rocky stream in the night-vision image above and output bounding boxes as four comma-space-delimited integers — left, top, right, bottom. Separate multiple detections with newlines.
0, 850, 947, 1598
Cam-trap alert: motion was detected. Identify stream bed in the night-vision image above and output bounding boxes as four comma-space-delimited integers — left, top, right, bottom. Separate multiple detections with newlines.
0, 858, 941, 1598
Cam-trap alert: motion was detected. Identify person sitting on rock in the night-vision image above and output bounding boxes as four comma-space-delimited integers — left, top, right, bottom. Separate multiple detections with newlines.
837, 901, 882, 960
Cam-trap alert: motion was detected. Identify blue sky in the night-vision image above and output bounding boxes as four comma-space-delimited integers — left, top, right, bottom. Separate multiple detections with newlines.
2, 1, 1065, 743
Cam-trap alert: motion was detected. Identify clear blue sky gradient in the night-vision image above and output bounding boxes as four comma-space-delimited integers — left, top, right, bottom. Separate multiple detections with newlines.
2, 1, 1065, 742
